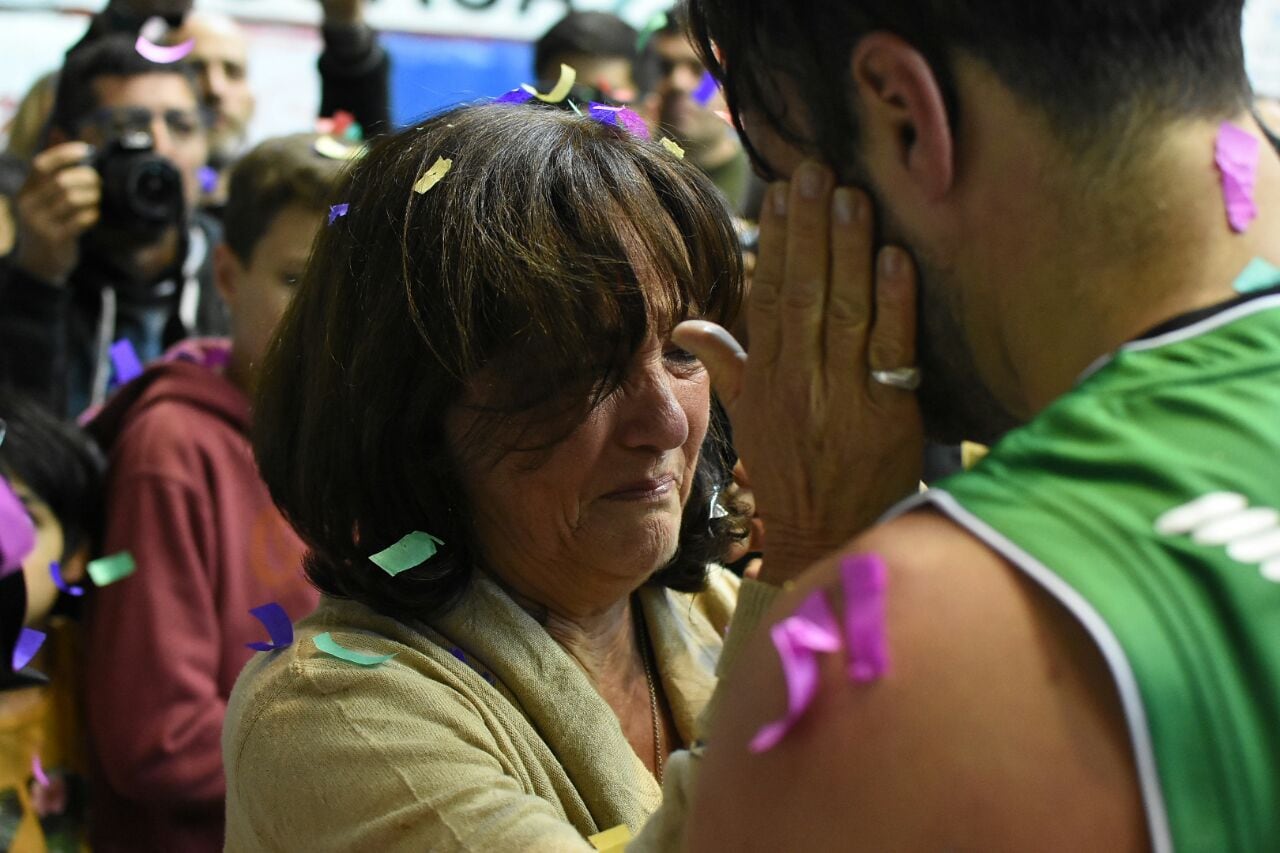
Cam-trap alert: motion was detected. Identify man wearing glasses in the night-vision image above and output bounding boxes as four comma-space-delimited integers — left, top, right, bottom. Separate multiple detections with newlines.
0, 34, 226, 418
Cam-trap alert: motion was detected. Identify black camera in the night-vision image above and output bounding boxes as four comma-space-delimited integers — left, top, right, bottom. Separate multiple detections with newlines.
92, 130, 184, 235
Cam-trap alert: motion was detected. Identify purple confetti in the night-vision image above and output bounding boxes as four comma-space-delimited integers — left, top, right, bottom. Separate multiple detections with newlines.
246, 602, 294, 651
0, 475, 35, 580
32, 754, 50, 788
586, 103, 651, 140
749, 590, 841, 754
1216, 122, 1260, 234
328, 203, 349, 225
49, 561, 85, 597
693, 71, 719, 107
495, 87, 534, 105
135, 34, 195, 64
841, 553, 891, 682
109, 339, 144, 385
12, 628, 46, 671
449, 646, 466, 662
197, 166, 218, 194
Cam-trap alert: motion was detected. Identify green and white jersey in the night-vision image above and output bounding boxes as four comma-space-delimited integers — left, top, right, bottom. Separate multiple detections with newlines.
890, 291, 1280, 851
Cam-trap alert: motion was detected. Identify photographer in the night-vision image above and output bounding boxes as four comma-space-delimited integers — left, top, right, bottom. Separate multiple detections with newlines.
0, 35, 227, 419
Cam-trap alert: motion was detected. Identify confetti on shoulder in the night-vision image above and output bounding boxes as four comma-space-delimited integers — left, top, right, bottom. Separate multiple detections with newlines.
246, 602, 294, 651
109, 338, 144, 385
87, 551, 136, 587
521, 63, 577, 104
313, 632, 396, 667
414, 157, 453, 195
370, 530, 444, 576
661, 138, 685, 159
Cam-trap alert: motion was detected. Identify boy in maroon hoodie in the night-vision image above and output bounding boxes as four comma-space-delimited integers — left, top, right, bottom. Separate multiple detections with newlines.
84, 133, 349, 852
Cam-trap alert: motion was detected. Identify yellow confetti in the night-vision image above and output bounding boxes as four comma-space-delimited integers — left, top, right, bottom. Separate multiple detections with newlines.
314, 136, 362, 161
521, 63, 577, 104
660, 137, 686, 159
414, 156, 453, 195
588, 825, 633, 853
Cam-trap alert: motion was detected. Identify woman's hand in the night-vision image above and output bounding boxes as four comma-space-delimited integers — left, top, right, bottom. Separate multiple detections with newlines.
675, 161, 923, 586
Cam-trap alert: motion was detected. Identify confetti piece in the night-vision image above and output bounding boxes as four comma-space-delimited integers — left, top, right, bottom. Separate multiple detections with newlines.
0, 475, 35, 579
328, 203, 349, 225
586, 103, 651, 140
331, 110, 355, 136
49, 561, 84, 597
246, 603, 294, 651
135, 18, 195, 64
86, 552, 136, 587
749, 589, 841, 753
413, 157, 453, 195
345, 122, 364, 143
1232, 257, 1280, 294
313, 136, 361, 161
589, 824, 634, 852
1216, 122, 1260, 234
31, 754, 49, 788
109, 338, 144, 385
495, 87, 534, 105
197, 165, 218, 194
636, 11, 668, 52
521, 63, 577, 104
841, 553, 890, 682
568, 100, 583, 117
313, 632, 396, 667
693, 71, 720, 107
369, 531, 444, 576
660, 138, 686, 159
12, 628, 45, 671
449, 646, 466, 662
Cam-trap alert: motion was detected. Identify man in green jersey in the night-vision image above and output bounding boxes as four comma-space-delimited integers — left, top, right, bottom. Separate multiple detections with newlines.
668, 0, 1280, 849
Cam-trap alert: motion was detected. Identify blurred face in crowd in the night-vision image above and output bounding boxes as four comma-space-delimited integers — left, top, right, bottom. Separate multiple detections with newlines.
177, 12, 254, 163
78, 72, 209, 214
566, 54, 638, 103
215, 203, 321, 387
651, 32, 729, 149
11, 477, 88, 626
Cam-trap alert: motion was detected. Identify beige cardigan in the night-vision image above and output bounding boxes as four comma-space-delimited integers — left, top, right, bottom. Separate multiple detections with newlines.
223, 569, 752, 851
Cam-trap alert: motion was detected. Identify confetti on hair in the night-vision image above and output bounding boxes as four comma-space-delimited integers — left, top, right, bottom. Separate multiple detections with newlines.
840, 554, 890, 682
0, 475, 35, 579
86, 552, 136, 587
660, 138, 686, 159
328, 203, 349, 225
197, 165, 218, 194
109, 339, 144, 385
413, 157, 453, 195
370, 531, 444, 575
636, 11, 668, 52
246, 603, 294, 651
521, 63, 577, 104
49, 561, 84, 597
313, 136, 361, 161
1216, 122, 1260, 234
31, 754, 50, 788
313, 632, 396, 667
749, 589, 841, 753
586, 103, 651, 140
495, 87, 534, 105
135, 17, 195, 64
568, 100, 584, 117
693, 71, 720, 107
12, 628, 45, 671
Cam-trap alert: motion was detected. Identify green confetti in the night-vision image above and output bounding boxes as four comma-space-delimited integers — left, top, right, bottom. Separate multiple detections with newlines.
313, 632, 396, 667
569, 100, 583, 117
636, 11, 668, 52
87, 552, 136, 587
344, 121, 364, 143
369, 531, 444, 577
1232, 257, 1280, 294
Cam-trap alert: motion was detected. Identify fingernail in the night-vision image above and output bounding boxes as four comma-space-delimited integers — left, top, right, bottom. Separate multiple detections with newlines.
797, 163, 825, 200
879, 247, 904, 278
833, 189, 855, 225
771, 182, 788, 217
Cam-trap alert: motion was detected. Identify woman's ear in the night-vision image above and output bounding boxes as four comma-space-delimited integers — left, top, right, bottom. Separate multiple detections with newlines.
213, 241, 242, 309
849, 32, 955, 202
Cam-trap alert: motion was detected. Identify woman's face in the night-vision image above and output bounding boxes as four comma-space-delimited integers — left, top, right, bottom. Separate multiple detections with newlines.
448, 331, 711, 607
9, 477, 88, 626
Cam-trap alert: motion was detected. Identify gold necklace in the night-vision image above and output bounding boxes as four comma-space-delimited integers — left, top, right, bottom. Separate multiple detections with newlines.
635, 607, 664, 783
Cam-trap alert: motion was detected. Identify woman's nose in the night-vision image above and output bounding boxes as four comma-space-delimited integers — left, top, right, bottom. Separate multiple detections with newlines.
615, 362, 690, 452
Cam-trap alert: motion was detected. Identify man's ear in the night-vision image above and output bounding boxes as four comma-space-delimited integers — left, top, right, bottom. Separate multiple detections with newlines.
849, 32, 955, 201
213, 241, 242, 308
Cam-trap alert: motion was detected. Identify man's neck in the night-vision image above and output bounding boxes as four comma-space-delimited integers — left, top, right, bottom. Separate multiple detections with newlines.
999, 113, 1280, 416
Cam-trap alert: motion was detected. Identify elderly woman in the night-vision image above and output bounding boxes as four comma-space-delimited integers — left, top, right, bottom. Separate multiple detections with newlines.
224, 101, 918, 851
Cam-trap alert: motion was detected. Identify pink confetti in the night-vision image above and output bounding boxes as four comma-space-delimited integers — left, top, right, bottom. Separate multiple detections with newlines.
587, 103, 651, 140
749, 589, 841, 753
135, 35, 195, 64
0, 475, 35, 579
32, 754, 50, 788
1216, 122, 1260, 234
841, 553, 890, 682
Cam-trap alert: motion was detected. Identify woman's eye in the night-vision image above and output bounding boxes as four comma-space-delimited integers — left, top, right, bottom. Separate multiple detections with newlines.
664, 347, 700, 366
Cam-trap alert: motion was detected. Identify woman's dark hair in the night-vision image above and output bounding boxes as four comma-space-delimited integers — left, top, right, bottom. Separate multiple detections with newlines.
685, 0, 1252, 178
0, 389, 105, 559
254, 102, 745, 623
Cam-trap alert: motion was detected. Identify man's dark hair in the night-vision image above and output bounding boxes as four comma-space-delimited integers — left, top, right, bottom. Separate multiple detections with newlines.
254, 102, 745, 623
0, 389, 105, 560
685, 0, 1252, 177
50, 33, 201, 135
535, 11, 638, 82
223, 134, 347, 264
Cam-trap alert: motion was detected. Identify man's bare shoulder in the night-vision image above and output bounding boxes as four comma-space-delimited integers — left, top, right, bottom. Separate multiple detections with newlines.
686, 509, 1148, 852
